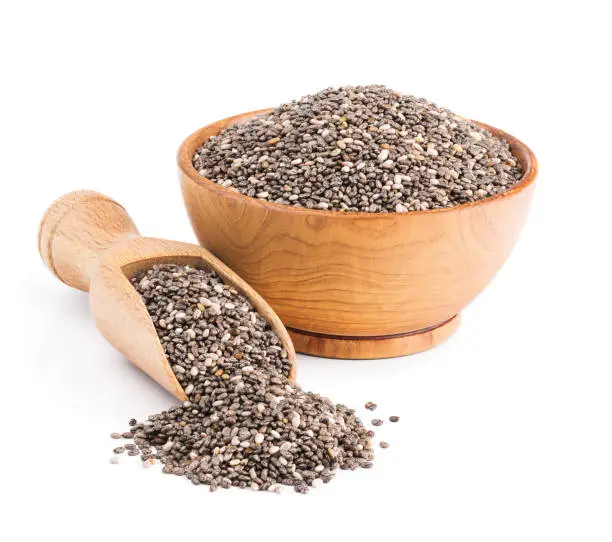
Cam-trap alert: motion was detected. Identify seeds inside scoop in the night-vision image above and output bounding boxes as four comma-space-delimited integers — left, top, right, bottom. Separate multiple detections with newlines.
113, 264, 375, 493
193, 85, 523, 213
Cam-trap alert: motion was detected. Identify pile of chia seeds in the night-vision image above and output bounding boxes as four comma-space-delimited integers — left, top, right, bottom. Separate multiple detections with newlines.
192, 85, 523, 212
112, 264, 374, 493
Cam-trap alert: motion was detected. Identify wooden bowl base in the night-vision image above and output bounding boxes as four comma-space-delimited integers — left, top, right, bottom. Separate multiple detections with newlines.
288, 315, 460, 359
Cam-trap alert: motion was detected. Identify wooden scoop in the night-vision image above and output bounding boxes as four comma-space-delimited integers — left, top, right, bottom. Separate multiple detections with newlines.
38, 190, 297, 400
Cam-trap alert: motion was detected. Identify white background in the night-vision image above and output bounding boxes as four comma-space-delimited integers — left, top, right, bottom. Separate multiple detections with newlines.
2, 1, 611, 541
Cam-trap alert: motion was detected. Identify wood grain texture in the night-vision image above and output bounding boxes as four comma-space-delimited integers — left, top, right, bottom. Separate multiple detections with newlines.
38, 190, 140, 292
289, 315, 460, 359
39, 191, 297, 399
178, 110, 537, 353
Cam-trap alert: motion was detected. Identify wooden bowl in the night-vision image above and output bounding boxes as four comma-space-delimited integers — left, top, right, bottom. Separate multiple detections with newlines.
178, 109, 537, 359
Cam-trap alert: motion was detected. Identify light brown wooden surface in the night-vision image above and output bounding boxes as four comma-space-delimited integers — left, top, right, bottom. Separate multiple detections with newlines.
289, 315, 460, 360
178, 110, 537, 358
38, 191, 297, 398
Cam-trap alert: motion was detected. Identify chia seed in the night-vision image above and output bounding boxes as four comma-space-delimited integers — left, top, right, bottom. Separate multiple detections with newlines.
114, 264, 374, 493
193, 85, 523, 213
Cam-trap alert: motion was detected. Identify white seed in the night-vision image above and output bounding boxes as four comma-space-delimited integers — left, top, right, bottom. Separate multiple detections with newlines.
377, 149, 389, 162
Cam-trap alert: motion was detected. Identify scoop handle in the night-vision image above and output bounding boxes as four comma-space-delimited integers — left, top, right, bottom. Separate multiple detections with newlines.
38, 190, 140, 292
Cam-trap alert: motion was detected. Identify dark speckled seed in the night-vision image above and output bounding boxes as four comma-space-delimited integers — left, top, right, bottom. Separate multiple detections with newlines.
192, 85, 523, 213
389, 416, 400, 423
372, 419, 383, 427
112, 264, 375, 493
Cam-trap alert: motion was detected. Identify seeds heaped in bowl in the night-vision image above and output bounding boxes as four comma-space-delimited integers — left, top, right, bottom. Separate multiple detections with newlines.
192, 85, 523, 213
178, 86, 537, 359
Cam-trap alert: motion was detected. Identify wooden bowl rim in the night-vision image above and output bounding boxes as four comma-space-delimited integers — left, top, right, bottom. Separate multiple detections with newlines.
178, 108, 538, 218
